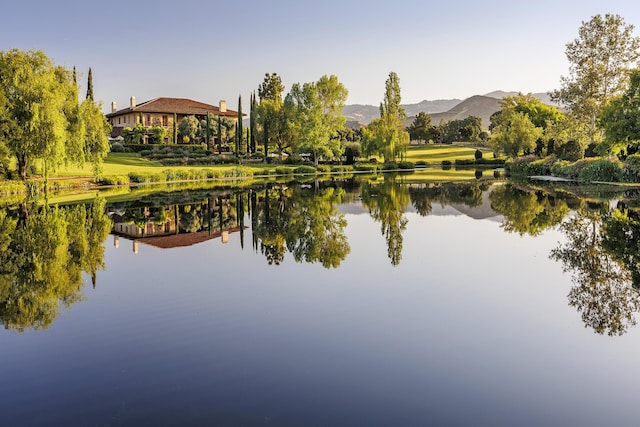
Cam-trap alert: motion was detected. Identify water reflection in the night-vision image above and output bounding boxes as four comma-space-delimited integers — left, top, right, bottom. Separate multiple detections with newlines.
491, 183, 640, 336
0, 198, 110, 332
4, 179, 640, 336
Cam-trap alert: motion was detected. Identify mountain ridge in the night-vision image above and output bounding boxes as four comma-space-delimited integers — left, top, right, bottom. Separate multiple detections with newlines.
344, 90, 556, 128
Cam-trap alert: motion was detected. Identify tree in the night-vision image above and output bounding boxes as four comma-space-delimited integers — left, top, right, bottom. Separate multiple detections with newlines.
407, 112, 431, 143
78, 98, 111, 176
256, 73, 285, 160
600, 68, 640, 155
287, 75, 348, 166
0, 49, 78, 179
490, 109, 542, 156
178, 115, 200, 143
86, 67, 94, 101
236, 95, 243, 157
551, 14, 640, 147
361, 72, 410, 163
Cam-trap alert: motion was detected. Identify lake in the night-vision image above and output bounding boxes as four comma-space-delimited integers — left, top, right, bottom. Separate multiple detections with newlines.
2, 175, 640, 426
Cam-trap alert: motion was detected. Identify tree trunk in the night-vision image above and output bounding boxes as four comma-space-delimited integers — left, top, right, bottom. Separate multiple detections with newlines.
18, 155, 27, 180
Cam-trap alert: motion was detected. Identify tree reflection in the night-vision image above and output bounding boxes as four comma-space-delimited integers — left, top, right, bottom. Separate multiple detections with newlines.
286, 186, 350, 268
551, 208, 640, 336
0, 198, 110, 332
408, 181, 488, 216
490, 184, 569, 236
251, 183, 350, 268
361, 176, 409, 266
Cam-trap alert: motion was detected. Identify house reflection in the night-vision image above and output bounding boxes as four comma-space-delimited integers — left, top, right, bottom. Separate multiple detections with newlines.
109, 197, 245, 252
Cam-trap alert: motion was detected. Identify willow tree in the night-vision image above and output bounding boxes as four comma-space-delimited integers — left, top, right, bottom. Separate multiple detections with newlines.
362, 72, 410, 163
0, 50, 110, 179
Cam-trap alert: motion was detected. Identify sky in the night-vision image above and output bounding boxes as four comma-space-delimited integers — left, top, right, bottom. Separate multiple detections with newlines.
2, 0, 640, 112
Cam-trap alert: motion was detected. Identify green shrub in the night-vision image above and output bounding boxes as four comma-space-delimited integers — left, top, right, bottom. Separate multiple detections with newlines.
316, 165, 331, 173
475, 149, 483, 160
331, 165, 354, 173
354, 163, 377, 172
415, 160, 428, 168
382, 162, 398, 170
579, 159, 623, 182
623, 154, 640, 181
294, 165, 316, 175
110, 142, 125, 153
128, 172, 165, 183
100, 175, 130, 185
0, 180, 27, 195
223, 166, 253, 177
275, 166, 293, 175
284, 154, 307, 165
397, 161, 415, 170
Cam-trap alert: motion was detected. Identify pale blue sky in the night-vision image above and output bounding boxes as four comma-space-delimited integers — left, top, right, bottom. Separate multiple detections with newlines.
2, 0, 640, 111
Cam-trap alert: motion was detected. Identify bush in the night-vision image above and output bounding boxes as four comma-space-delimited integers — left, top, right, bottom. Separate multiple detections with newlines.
579, 159, 623, 182
382, 162, 398, 170
284, 154, 307, 165
441, 160, 452, 167
475, 149, 483, 160
110, 142, 125, 153
275, 166, 293, 175
331, 165, 354, 173
354, 163, 377, 172
223, 166, 254, 178
415, 161, 428, 169
294, 165, 317, 175
623, 154, 640, 182
100, 175, 130, 185
397, 161, 415, 170
316, 165, 331, 173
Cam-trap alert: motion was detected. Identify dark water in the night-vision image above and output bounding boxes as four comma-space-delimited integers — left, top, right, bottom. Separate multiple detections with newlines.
2, 176, 640, 426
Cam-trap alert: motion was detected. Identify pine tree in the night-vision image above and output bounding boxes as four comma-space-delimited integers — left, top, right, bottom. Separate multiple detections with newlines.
86, 67, 94, 101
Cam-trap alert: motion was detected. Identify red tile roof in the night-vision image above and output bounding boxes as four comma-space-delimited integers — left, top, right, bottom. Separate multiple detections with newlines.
106, 97, 243, 118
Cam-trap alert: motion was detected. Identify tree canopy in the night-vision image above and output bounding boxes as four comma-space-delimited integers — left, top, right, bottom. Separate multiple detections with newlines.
551, 14, 640, 146
0, 49, 110, 179
361, 72, 410, 163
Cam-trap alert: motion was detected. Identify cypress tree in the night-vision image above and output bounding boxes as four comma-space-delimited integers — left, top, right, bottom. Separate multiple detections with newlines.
217, 115, 222, 153
205, 112, 211, 151
250, 91, 257, 153
173, 113, 177, 144
86, 67, 94, 101
237, 95, 243, 157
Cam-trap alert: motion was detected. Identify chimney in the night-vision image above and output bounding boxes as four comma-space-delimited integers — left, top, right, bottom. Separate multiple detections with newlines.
219, 100, 226, 113
130, 96, 136, 108
111, 101, 117, 113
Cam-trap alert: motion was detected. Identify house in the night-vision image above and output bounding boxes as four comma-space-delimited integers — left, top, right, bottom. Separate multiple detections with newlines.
105, 96, 240, 143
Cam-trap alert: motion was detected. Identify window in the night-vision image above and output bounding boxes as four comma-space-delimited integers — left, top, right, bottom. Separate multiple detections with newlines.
162, 115, 168, 126
145, 114, 151, 126
118, 117, 121, 124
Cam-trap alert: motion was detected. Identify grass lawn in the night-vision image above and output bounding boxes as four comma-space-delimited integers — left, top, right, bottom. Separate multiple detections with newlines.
404, 144, 494, 163
57, 153, 276, 178
17, 144, 499, 188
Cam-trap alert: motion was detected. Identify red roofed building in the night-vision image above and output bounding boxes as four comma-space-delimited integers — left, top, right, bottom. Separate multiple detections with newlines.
105, 96, 239, 143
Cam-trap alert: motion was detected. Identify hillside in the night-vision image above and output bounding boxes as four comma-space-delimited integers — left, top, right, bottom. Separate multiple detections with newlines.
346, 90, 558, 129
425, 95, 501, 128
343, 98, 460, 125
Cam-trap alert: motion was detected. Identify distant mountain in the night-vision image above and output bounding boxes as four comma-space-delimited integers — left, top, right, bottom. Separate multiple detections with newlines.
483, 90, 559, 107
425, 95, 501, 128
343, 98, 460, 126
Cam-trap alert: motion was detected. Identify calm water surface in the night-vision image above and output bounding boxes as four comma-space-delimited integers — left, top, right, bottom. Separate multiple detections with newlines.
1, 177, 640, 426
